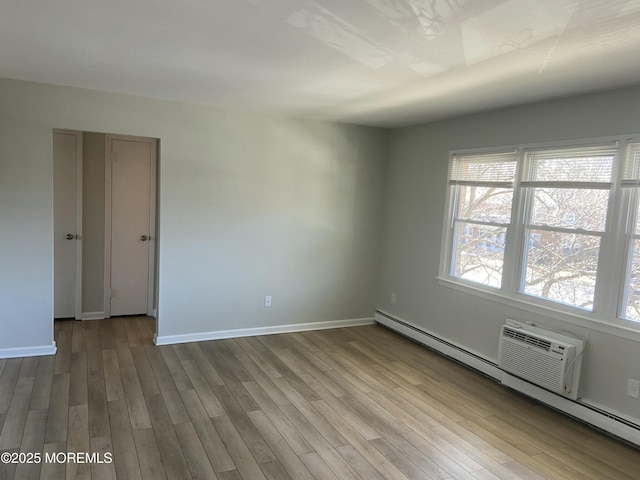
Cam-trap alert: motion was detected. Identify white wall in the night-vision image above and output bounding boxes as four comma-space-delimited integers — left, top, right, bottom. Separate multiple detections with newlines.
0, 78, 388, 353
0, 86, 55, 352
378, 85, 640, 423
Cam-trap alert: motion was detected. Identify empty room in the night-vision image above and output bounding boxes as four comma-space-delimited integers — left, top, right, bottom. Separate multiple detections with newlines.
1, 0, 640, 479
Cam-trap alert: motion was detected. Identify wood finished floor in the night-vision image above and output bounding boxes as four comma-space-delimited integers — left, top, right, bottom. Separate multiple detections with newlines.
0, 318, 638, 480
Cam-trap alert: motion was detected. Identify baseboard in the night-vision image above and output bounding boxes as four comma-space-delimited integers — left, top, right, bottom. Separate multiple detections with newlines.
375, 309, 640, 448
82, 311, 105, 320
154, 317, 375, 346
0, 342, 57, 359
502, 374, 640, 446
374, 310, 502, 379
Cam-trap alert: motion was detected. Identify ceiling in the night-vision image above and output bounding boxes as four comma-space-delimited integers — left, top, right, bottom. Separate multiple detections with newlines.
2, 0, 640, 127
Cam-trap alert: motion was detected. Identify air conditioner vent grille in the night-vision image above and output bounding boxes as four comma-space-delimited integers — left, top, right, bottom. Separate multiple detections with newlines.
500, 341, 564, 391
499, 321, 584, 400
503, 327, 552, 351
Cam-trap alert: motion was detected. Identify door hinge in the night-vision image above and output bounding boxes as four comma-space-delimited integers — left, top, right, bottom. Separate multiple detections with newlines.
110, 152, 117, 162
108, 289, 112, 298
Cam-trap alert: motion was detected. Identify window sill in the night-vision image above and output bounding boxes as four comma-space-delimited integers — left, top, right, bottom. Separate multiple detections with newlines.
436, 276, 640, 342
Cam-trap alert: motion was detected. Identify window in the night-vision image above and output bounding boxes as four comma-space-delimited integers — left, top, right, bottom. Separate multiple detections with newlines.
520, 146, 615, 310
447, 152, 517, 288
441, 137, 640, 329
621, 143, 640, 321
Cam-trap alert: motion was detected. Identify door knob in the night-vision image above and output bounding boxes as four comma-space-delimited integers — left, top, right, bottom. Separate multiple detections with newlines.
65, 233, 74, 240
140, 235, 148, 241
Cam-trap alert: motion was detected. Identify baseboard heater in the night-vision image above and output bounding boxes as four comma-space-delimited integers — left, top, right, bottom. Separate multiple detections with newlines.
374, 310, 501, 379
374, 310, 640, 447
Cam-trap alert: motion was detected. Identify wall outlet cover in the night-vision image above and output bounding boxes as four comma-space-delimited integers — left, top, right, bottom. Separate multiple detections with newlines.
627, 378, 640, 399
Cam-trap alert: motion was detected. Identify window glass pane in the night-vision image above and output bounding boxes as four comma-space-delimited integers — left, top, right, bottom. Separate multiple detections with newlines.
525, 150, 614, 183
450, 154, 516, 183
530, 188, 609, 231
457, 186, 513, 223
453, 223, 506, 288
621, 143, 640, 181
634, 199, 640, 235
622, 239, 640, 322
523, 230, 600, 310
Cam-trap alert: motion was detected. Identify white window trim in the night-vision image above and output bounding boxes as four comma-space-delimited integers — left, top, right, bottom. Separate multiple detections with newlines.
439, 135, 640, 341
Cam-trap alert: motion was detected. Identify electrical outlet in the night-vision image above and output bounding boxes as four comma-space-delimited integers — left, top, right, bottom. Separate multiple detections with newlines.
264, 296, 272, 307
391, 292, 397, 304
627, 379, 640, 399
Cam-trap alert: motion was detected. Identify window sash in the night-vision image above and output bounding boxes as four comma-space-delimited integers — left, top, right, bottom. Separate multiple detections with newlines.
620, 143, 640, 190
447, 152, 517, 288
520, 228, 601, 311
524, 186, 611, 233
522, 145, 616, 184
619, 187, 640, 321
620, 235, 640, 321
453, 184, 514, 225
519, 146, 613, 308
450, 220, 507, 289
449, 151, 517, 185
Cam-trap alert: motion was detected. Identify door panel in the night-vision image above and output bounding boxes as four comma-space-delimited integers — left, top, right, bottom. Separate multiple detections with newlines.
109, 138, 152, 316
53, 131, 80, 318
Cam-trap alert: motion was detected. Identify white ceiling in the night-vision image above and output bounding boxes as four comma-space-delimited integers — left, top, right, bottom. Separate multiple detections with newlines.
2, 0, 640, 127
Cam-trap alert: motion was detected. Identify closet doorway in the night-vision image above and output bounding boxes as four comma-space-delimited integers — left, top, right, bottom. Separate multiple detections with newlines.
52, 131, 158, 322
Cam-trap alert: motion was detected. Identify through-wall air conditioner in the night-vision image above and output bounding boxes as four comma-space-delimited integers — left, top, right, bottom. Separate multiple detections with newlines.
498, 320, 584, 400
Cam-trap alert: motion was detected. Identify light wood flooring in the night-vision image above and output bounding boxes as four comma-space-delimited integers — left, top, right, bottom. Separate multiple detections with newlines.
0, 317, 638, 479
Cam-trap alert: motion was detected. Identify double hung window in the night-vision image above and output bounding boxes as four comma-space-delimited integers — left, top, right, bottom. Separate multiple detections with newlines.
621, 144, 640, 321
448, 152, 517, 288
520, 146, 615, 310
441, 138, 640, 328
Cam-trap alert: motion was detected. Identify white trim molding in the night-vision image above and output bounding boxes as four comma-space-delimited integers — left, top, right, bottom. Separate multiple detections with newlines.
81, 311, 106, 320
0, 343, 57, 359
154, 317, 375, 346
374, 310, 502, 379
375, 309, 640, 447
502, 374, 640, 446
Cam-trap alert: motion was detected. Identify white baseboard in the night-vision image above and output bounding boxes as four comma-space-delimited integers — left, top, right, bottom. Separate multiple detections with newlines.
502, 374, 640, 446
82, 311, 105, 320
0, 342, 57, 359
375, 309, 640, 447
374, 310, 502, 379
154, 317, 375, 346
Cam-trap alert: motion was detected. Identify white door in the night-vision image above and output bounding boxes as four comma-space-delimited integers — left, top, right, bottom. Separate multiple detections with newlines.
53, 130, 82, 319
107, 136, 156, 316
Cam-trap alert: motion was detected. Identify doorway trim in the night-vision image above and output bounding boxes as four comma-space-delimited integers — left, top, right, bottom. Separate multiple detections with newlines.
53, 128, 83, 320
104, 134, 158, 318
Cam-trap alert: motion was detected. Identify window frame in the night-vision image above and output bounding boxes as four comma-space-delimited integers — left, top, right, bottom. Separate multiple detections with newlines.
439, 136, 640, 339
518, 145, 617, 312
445, 150, 518, 290
618, 143, 640, 321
